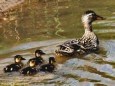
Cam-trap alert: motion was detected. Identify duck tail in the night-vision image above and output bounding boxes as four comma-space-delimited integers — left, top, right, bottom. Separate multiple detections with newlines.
3, 67, 9, 73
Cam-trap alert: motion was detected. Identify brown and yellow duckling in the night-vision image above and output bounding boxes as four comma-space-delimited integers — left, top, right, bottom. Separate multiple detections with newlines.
28, 49, 45, 65
21, 60, 38, 75
40, 57, 56, 72
4, 55, 26, 73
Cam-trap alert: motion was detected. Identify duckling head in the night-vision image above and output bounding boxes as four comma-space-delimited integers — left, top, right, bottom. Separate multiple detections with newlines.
82, 10, 105, 24
29, 60, 36, 67
35, 49, 46, 57
14, 55, 26, 63
49, 57, 56, 64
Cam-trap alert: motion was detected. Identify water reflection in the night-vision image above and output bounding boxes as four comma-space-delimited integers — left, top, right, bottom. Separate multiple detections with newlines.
0, 0, 114, 48
54, 0, 65, 38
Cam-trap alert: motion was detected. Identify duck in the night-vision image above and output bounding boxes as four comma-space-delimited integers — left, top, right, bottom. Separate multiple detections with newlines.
40, 57, 56, 72
28, 49, 45, 65
55, 10, 105, 56
21, 60, 38, 75
4, 55, 26, 73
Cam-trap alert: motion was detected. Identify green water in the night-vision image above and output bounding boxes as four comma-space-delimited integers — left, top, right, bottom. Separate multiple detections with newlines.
0, 0, 115, 86
0, 0, 114, 49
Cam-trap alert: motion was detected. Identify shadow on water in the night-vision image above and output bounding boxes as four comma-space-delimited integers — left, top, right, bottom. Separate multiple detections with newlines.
0, 0, 115, 86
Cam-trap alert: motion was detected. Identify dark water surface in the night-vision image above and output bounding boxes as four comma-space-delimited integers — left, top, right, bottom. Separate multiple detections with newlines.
0, 0, 115, 86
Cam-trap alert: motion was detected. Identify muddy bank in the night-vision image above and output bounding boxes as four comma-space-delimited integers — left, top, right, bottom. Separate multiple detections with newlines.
0, 0, 25, 12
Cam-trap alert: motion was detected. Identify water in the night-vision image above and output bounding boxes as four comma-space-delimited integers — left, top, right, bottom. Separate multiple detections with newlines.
0, 0, 115, 86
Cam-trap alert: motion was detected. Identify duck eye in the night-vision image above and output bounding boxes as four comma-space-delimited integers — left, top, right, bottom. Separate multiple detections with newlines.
88, 13, 95, 17
92, 14, 94, 16
91, 13, 96, 16
88, 14, 92, 17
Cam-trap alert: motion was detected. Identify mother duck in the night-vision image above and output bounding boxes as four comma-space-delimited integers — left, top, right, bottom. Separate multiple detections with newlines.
55, 10, 105, 56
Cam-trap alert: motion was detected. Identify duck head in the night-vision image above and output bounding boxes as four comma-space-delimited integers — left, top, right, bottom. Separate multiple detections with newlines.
49, 57, 56, 64
35, 49, 46, 57
14, 55, 26, 63
82, 10, 106, 24
29, 60, 36, 67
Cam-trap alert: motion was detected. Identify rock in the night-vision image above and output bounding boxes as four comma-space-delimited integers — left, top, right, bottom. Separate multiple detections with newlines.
0, 0, 25, 12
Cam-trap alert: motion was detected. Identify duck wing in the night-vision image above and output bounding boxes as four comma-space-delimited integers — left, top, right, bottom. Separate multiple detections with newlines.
76, 34, 99, 52
40, 64, 55, 72
21, 67, 30, 74
56, 36, 99, 56
56, 39, 80, 56
21, 67, 38, 75
4, 63, 22, 72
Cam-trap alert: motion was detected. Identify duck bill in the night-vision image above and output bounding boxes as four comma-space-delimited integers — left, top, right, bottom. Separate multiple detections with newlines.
21, 57, 26, 60
41, 52, 46, 55
96, 15, 106, 20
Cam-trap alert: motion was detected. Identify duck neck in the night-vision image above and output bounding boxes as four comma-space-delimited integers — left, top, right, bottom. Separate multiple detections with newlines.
36, 56, 41, 58
29, 65, 35, 67
15, 61, 23, 66
83, 22, 93, 34
49, 60, 52, 64
15, 61, 20, 63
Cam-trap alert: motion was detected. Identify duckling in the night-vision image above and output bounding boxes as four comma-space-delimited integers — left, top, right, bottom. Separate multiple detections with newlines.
28, 49, 45, 65
4, 55, 26, 73
21, 60, 38, 75
55, 10, 105, 56
40, 57, 56, 72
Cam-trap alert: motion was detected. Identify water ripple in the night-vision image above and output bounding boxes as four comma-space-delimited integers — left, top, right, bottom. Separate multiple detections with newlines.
0, 40, 115, 86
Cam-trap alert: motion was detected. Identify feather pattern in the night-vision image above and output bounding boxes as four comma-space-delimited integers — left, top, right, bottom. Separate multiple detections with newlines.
55, 10, 105, 56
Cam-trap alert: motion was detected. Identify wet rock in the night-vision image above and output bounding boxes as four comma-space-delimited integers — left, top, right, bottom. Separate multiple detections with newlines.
0, 0, 25, 12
